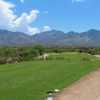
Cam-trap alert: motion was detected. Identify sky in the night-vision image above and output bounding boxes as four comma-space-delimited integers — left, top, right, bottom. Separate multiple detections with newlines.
0, 0, 100, 34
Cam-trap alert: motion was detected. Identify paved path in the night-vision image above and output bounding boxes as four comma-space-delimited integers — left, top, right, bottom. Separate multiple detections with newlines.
55, 69, 100, 100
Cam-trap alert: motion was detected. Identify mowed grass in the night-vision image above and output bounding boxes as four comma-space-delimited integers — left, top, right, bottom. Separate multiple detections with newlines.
0, 52, 100, 100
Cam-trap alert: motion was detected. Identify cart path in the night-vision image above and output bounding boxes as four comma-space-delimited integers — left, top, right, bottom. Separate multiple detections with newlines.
55, 69, 100, 100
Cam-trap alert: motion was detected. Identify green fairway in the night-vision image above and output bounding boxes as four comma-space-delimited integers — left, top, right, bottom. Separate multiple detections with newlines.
0, 52, 100, 100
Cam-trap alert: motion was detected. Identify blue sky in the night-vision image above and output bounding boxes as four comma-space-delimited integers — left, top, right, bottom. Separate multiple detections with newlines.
0, 0, 100, 34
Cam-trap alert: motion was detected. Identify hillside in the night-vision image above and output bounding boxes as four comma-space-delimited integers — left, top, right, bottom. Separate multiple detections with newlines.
0, 29, 100, 47
0, 30, 33, 46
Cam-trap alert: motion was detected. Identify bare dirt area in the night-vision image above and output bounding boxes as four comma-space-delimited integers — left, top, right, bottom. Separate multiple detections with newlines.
95, 55, 100, 58
55, 69, 100, 100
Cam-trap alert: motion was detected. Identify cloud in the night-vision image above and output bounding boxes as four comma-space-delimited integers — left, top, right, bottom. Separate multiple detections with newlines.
20, 0, 24, 3
14, 10, 40, 34
42, 26, 51, 32
0, 0, 16, 30
0, 0, 51, 35
72, 0, 85, 3
28, 27, 40, 35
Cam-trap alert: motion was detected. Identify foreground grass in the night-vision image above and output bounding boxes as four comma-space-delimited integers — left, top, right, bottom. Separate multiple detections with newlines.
0, 53, 100, 100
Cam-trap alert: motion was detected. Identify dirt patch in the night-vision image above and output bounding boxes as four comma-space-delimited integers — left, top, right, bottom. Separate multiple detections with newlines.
95, 55, 100, 58
54, 69, 100, 100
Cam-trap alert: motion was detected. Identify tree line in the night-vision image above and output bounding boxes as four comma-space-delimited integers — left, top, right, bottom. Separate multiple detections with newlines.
0, 45, 100, 64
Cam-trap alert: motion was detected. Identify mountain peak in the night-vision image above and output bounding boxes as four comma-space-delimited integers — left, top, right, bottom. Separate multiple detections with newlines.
87, 29, 100, 33
0, 29, 100, 47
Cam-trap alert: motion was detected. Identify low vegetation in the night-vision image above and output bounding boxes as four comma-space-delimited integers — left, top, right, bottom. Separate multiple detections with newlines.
0, 45, 100, 64
0, 45, 45, 64
0, 52, 100, 100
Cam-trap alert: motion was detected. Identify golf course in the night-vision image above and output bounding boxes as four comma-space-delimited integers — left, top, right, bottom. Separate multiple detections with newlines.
0, 52, 100, 100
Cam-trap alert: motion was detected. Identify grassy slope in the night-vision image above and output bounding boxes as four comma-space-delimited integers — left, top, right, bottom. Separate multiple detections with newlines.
0, 53, 100, 100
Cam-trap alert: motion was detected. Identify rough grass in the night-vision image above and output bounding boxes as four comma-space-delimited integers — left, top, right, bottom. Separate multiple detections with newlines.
0, 52, 100, 100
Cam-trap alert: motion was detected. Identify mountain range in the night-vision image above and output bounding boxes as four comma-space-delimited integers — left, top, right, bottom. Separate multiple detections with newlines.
0, 29, 100, 47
